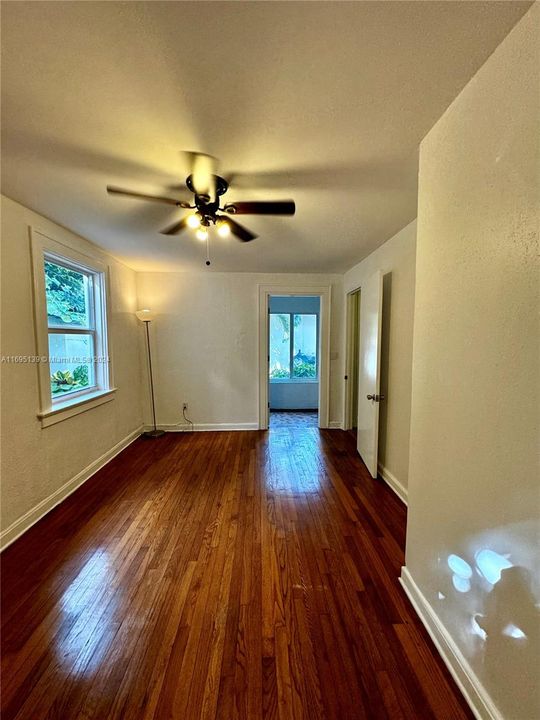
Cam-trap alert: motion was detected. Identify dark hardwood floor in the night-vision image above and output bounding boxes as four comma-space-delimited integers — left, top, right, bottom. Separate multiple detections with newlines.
1, 428, 473, 720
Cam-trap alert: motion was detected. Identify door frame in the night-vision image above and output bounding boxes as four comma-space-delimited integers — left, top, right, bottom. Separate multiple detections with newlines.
258, 285, 331, 430
343, 287, 361, 430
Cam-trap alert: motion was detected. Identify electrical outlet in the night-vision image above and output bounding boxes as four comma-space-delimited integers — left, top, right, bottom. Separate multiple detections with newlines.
182, 403, 188, 411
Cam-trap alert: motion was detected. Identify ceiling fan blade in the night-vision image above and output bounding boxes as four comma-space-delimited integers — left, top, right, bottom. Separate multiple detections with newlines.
225, 217, 257, 242
183, 151, 218, 199
107, 185, 190, 207
223, 200, 295, 216
160, 217, 190, 236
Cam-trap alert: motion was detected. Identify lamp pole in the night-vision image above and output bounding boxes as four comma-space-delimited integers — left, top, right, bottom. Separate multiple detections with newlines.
136, 310, 165, 439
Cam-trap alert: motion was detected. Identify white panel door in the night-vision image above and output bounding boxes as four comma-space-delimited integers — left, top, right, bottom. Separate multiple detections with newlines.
357, 271, 383, 477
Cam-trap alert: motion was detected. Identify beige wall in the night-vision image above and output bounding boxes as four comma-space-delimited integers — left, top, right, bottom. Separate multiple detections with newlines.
344, 220, 416, 496
0, 196, 143, 541
404, 6, 539, 719
136, 272, 344, 428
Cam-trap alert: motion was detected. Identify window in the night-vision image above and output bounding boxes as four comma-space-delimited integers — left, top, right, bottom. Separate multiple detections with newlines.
46, 259, 100, 399
269, 313, 318, 380
31, 230, 113, 426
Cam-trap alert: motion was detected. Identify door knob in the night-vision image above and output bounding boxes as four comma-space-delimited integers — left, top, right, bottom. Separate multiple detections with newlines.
367, 394, 385, 402
367, 394, 376, 400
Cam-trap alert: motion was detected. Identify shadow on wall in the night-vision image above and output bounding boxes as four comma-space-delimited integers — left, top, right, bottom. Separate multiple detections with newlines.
441, 521, 540, 718
377, 271, 392, 466
477, 565, 539, 714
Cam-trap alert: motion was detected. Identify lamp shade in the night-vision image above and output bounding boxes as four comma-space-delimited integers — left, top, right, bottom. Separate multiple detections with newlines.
135, 308, 156, 322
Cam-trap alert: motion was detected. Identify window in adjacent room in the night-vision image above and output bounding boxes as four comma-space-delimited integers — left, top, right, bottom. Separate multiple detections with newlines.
269, 313, 318, 380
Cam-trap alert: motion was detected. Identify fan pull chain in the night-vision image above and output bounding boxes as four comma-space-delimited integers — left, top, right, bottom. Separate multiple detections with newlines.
205, 235, 211, 266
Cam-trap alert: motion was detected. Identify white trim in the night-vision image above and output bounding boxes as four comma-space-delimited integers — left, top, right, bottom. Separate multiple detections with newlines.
152, 423, 259, 432
399, 567, 504, 720
378, 463, 408, 505
270, 377, 319, 384
38, 387, 117, 427
0, 426, 143, 551
343, 286, 361, 430
158, 421, 342, 432
258, 285, 331, 431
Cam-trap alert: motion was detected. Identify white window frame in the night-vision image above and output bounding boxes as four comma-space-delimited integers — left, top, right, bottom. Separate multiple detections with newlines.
30, 229, 115, 427
269, 312, 319, 383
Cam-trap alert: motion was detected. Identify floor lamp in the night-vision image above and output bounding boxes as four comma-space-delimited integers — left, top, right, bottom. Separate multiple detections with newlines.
136, 309, 165, 438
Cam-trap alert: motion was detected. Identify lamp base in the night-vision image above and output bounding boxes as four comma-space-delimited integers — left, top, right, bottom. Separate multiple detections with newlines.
142, 429, 166, 439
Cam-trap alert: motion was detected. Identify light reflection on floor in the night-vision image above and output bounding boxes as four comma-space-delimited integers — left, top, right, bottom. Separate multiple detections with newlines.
56, 548, 117, 676
265, 421, 324, 494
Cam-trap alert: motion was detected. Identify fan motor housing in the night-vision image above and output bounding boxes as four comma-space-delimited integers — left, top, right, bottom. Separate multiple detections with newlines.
186, 174, 229, 198
187, 174, 230, 223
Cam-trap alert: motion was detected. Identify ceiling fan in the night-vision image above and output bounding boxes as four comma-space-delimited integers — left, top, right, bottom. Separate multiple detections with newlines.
106, 152, 296, 251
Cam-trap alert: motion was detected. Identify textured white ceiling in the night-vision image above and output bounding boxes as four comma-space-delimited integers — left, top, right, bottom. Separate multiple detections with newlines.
1, 1, 531, 272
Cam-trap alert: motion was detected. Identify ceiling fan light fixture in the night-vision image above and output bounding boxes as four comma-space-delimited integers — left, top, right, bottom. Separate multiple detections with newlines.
217, 219, 230, 237
187, 213, 201, 229
107, 152, 294, 249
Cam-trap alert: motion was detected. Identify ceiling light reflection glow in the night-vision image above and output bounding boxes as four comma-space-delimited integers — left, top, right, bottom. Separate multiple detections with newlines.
452, 575, 471, 593
448, 554, 473, 578
471, 615, 487, 641
475, 549, 513, 585
503, 623, 527, 640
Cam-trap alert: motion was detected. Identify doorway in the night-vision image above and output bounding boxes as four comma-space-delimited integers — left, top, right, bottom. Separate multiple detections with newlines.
268, 295, 320, 429
344, 272, 384, 478
258, 285, 331, 430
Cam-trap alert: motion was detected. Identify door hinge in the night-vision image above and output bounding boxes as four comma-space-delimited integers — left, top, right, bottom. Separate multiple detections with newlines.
344, 375, 348, 380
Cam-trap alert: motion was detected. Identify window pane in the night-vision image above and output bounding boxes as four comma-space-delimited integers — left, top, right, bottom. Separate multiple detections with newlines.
49, 333, 95, 397
269, 314, 290, 379
293, 314, 317, 378
45, 260, 91, 328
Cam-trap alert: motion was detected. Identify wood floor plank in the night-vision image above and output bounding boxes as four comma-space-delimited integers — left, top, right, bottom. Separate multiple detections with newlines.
1, 428, 474, 720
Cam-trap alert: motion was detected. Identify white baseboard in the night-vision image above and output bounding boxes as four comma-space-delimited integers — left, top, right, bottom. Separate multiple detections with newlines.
399, 567, 503, 720
378, 463, 408, 505
152, 422, 260, 433
0, 425, 143, 551
156, 421, 343, 432
328, 420, 342, 429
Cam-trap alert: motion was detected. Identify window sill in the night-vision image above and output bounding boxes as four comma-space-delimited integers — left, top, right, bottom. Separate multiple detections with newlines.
270, 378, 319, 384
38, 388, 117, 428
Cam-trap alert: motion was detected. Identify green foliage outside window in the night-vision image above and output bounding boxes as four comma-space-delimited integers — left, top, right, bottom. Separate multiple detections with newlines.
45, 261, 87, 325
51, 365, 90, 395
293, 360, 317, 378
269, 367, 290, 379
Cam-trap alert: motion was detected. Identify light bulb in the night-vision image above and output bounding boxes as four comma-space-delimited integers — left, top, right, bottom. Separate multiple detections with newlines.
217, 220, 230, 238
196, 228, 208, 242
187, 213, 201, 229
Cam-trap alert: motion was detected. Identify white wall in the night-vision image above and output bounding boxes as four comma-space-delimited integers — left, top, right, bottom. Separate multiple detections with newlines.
269, 295, 319, 410
344, 220, 416, 494
0, 196, 143, 543
404, 6, 539, 720
136, 272, 343, 428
